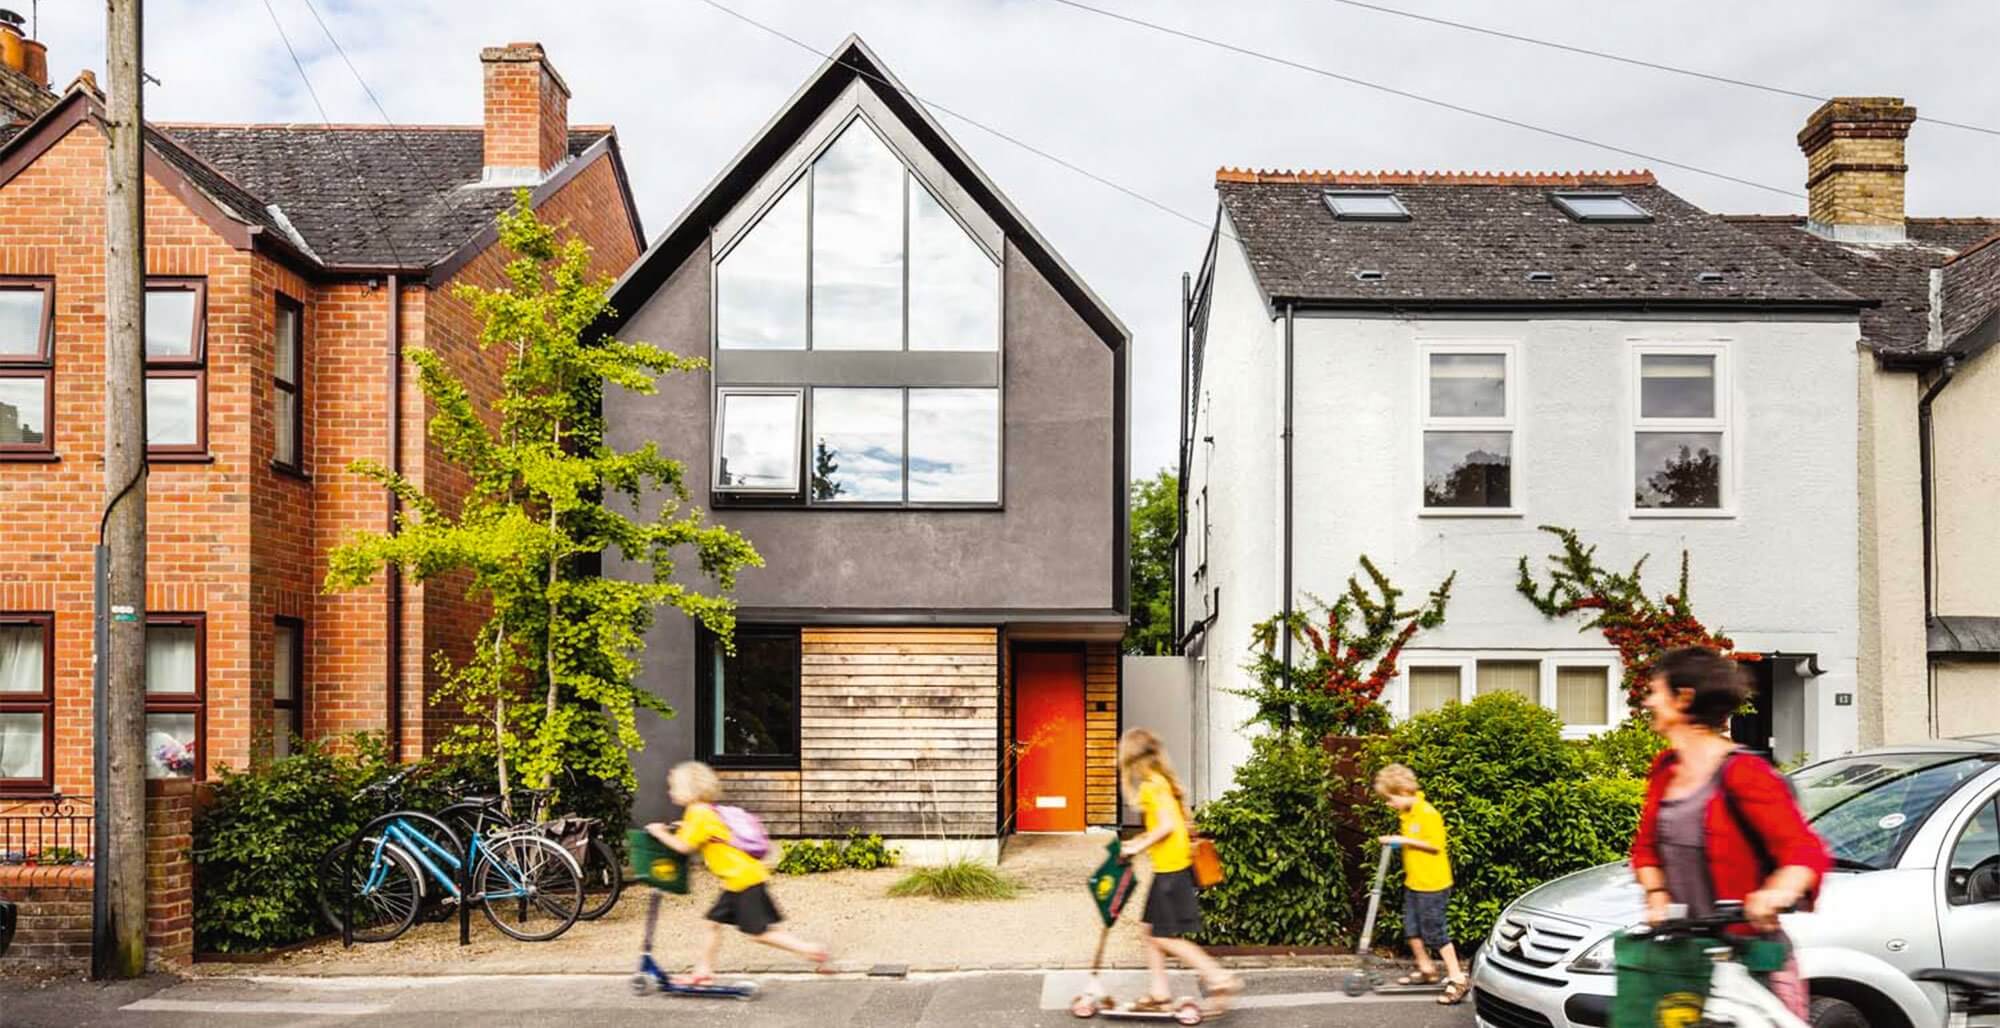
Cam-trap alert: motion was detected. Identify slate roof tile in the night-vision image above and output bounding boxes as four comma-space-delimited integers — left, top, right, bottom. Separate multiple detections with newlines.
1940, 233, 2000, 347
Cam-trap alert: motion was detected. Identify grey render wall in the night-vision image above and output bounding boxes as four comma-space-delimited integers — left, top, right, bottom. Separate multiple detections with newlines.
606, 239, 1117, 820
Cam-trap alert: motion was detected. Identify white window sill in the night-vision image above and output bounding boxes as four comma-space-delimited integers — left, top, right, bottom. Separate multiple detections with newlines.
1419, 508, 1524, 519
1627, 507, 1737, 520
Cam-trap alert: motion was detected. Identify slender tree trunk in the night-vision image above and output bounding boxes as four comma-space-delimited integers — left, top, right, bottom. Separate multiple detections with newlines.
539, 419, 562, 817
493, 625, 511, 819
95, 0, 149, 981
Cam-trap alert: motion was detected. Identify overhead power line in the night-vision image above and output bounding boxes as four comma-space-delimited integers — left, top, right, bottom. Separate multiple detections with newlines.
1318, 0, 2000, 138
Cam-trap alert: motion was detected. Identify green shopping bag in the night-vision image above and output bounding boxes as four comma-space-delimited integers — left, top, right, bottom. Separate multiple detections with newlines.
626, 828, 690, 894
1087, 836, 1136, 927
1611, 929, 1794, 1027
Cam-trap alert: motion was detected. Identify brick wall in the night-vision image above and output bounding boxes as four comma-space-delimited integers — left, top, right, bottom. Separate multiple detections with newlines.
1798, 97, 1915, 229
0, 865, 92, 967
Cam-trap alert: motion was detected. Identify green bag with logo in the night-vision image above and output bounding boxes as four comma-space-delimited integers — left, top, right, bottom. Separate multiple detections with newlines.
1611, 930, 1791, 1027
626, 828, 690, 895
1087, 836, 1136, 927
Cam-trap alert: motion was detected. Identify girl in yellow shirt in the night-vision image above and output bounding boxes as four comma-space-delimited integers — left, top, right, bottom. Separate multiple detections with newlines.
1118, 728, 1242, 1013
646, 761, 830, 985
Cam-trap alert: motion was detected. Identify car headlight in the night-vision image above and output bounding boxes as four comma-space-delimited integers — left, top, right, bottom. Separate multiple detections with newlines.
1568, 935, 1617, 974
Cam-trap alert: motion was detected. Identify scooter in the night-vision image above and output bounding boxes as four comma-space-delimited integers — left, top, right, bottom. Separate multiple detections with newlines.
1069, 838, 1222, 1025
1341, 841, 1448, 997
624, 829, 757, 1001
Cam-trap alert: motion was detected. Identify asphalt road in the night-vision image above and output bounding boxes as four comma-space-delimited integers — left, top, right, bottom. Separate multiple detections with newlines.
0, 969, 1481, 1028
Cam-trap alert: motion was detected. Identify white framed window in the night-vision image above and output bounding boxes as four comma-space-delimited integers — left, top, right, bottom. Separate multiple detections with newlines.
1630, 342, 1730, 516
1395, 651, 1622, 737
1419, 342, 1516, 514
714, 388, 804, 494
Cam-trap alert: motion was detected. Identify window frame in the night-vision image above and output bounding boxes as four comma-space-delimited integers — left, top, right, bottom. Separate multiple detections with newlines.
271, 293, 305, 476
1395, 650, 1621, 737
694, 625, 802, 771
0, 612, 55, 794
1943, 790, 2000, 907
144, 278, 209, 460
711, 386, 805, 496
1552, 191, 1654, 223
0, 278, 56, 460
1417, 341, 1520, 517
145, 612, 207, 781
807, 385, 907, 506
1629, 340, 1733, 518
1323, 189, 1412, 221
273, 616, 303, 759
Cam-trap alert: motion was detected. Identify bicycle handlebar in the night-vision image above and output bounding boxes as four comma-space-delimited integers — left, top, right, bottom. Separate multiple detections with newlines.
1633, 900, 1789, 942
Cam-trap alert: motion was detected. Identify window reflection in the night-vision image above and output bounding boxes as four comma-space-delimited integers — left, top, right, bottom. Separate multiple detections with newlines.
1640, 354, 1715, 419
1423, 431, 1511, 508
908, 180, 999, 351
1634, 432, 1721, 508
811, 121, 904, 351
144, 289, 198, 358
1428, 353, 1505, 417
145, 377, 200, 447
0, 379, 45, 444
812, 388, 904, 502
717, 180, 808, 350
908, 389, 999, 503
717, 391, 801, 492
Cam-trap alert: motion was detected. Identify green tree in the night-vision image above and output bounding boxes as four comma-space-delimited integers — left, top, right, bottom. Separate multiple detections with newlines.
326, 195, 761, 808
1124, 470, 1178, 655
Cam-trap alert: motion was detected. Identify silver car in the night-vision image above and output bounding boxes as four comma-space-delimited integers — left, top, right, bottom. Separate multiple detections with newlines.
1472, 736, 2000, 1028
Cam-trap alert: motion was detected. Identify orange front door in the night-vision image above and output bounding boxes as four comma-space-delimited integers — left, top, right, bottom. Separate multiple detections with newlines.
1015, 649, 1087, 832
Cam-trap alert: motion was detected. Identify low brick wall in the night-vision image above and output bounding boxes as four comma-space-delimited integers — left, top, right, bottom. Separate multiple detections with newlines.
0, 780, 195, 973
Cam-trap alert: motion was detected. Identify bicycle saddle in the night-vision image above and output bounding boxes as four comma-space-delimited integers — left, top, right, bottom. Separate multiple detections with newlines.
1913, 968, 2000, 993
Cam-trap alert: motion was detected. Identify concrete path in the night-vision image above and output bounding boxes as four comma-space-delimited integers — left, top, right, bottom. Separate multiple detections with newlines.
1, 970, 1479, 1028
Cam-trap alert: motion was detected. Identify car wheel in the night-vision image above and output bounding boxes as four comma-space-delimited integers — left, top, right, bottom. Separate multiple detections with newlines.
1808, 997, 1869, 1028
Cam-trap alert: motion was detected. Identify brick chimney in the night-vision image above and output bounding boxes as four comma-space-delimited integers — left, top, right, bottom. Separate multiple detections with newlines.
479, 42, 569, 186
1797, 96, 1916, 243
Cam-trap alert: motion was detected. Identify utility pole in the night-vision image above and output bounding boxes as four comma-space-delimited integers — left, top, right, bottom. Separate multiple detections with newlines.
94, 0, 148, 980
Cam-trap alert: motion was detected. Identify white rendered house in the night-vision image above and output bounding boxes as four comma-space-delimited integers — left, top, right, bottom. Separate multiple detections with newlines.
1176, 170, 1868, 800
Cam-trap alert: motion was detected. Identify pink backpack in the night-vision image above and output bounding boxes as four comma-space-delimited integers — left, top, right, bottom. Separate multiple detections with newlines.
714, 804, 771, 858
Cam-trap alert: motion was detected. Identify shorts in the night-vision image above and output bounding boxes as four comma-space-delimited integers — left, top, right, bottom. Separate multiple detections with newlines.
706, 882, 783, 936
1403, 887, 1451, 949
1143, 868, 1202, 939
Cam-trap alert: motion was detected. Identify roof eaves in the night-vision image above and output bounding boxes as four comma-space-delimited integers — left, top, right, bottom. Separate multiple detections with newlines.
1217, 167, 1658, 187
1273, 295, 1875, 315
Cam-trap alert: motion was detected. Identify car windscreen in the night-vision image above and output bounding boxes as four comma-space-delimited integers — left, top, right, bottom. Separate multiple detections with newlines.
1792, 753, 1998, 870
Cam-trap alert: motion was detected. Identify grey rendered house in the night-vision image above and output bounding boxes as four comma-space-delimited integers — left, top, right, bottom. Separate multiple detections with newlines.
602, 38, 1129, 850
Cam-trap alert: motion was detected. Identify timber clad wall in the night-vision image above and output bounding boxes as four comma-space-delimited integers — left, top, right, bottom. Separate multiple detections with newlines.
801, 628, 998, 836
1085, 642, 1118, 826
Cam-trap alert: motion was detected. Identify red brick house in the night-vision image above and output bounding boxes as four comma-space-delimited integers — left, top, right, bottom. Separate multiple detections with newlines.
0, 36, 642, 800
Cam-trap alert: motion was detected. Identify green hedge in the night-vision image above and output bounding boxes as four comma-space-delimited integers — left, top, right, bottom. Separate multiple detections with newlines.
1192, 735, 1351, 946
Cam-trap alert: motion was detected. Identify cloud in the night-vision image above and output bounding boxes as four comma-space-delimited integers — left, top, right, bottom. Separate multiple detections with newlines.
34, 0, 1999, 478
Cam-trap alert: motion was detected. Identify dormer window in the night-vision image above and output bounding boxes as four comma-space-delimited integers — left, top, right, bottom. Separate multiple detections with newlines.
1552, 192, 1652, 223
1324, 190, 1411, 221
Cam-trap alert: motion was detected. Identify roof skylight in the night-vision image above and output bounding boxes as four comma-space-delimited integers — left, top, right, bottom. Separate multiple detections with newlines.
1552, 192, 1652, 223
1324, 190, 1411, 221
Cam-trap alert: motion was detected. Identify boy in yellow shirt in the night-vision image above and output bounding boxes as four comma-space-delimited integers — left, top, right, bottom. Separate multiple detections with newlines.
1374, 763, 1467, 1005
646, 761, 830, 985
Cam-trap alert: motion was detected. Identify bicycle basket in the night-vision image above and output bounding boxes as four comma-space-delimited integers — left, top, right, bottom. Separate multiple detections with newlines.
542, 815, 596, 866
625, 828, 690, 895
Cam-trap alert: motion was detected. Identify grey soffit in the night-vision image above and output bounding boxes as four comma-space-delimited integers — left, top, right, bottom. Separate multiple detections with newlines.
596, 35, 1127, 352
1727, 216, 2000, 353
1930, 616, 2000, 658
1216, 177, 1864, 308
715, 350, 999, 387
158, 125, 609, 268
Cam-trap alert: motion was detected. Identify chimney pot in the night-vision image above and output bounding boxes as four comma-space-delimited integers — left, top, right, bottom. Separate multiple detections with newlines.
1797, 96, 1915, 243
2, 8, 51, 92
479, 41, 571, 186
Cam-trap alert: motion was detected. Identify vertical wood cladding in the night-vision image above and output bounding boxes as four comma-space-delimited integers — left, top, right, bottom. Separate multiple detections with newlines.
1085, 641, 1119, 826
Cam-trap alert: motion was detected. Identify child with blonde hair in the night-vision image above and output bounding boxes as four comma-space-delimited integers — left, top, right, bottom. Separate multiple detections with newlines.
1373, 762, 1466, 1005
1119, 727, 1241, 1013
646, 761, 830, 984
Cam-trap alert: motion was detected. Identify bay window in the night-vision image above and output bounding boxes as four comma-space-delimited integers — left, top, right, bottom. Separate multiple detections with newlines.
0, 279, 53, 457
145, 280, 207, 457
0, 614, 53, 792
1633, 345, 1728, 512
1421, 344, 1514, 512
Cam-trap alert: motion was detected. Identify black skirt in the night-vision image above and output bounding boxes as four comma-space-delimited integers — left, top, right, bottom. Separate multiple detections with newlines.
706, 882, 784, 936
1142, 868, 1202, 938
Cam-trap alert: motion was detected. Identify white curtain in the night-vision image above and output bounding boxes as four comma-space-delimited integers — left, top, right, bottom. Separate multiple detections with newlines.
146, 627, 197, 694
0, 625, 42, 693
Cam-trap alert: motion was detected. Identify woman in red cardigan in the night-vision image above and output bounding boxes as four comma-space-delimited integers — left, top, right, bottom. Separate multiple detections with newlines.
1629, 647, 1832, 1019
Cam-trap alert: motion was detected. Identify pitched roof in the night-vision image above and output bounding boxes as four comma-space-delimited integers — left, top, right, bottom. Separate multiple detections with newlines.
159, 124, 612, 268
599, 35, 1126, 352
1726, 216, 2000, 353
1216, 170, 1862, 309
1940, 233, 2000, 349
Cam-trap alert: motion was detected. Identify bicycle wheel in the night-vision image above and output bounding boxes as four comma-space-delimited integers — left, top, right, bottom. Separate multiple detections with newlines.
474, 832, 582, 941
316, 837, 422, 943
575, 834, 624, 921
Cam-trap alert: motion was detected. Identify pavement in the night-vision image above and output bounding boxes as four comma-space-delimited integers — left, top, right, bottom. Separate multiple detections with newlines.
0, 969, 1481, 1027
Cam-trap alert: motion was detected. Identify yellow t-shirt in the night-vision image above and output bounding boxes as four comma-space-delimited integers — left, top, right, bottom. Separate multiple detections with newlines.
1140, 773, 1192, 874
1399, 794, 1452, 892
676, 802, 769, 893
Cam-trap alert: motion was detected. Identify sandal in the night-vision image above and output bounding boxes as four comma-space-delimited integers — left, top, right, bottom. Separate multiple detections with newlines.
810, 948, 835, 975
1395, 971, 1441, 988
1126, 996, 1176, 1013
670, 973, 715, 988
1438, 978, 1470, 1005
1203, 975, 1244, 998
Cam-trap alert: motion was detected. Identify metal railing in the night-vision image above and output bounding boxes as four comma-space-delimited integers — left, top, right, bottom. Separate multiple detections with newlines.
0, 794, 94, 865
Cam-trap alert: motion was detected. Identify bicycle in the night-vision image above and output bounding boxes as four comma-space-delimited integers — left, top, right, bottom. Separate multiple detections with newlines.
1617, 901, 1806, 1028
317, 769, 584, 943
437, 785, 623, 921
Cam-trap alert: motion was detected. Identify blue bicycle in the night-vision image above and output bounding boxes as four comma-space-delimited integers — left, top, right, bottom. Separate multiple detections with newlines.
318, 769, 584, 943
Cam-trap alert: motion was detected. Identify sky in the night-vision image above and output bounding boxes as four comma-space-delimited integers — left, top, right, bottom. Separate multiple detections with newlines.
24, 0, 2000, 478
